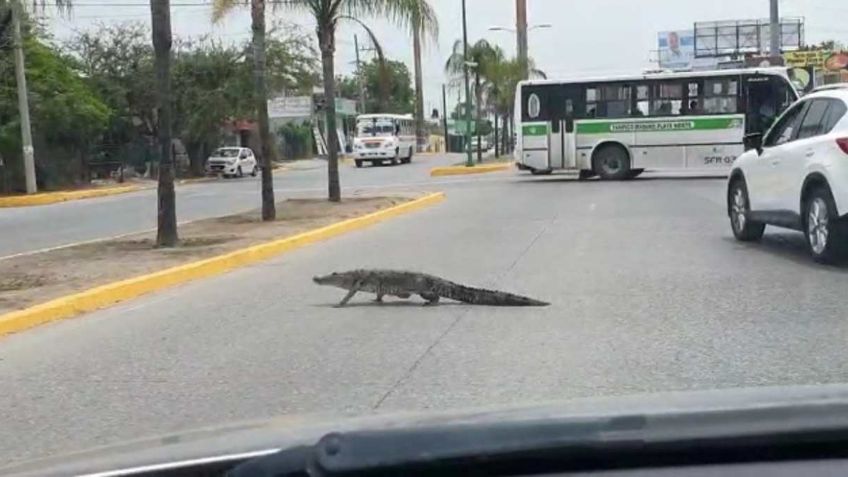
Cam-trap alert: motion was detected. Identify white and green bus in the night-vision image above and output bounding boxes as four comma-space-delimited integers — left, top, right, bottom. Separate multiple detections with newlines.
515, 67, 799, 179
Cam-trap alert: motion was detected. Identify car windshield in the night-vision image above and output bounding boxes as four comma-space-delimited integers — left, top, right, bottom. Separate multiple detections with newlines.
214, 148, 241, 157
357, 120, 395, 137
4, 1, 848, 473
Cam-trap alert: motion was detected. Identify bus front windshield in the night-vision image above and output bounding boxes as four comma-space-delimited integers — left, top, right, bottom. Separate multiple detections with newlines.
357, 119, 395, 138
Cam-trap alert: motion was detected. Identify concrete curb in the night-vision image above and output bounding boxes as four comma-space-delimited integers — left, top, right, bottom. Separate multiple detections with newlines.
0, 192, 446, 337
0, 186, 141, 208
430, 162, 514, 177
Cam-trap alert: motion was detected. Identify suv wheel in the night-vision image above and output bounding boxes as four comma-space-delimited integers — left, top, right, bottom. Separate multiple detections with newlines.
804, 186, 846, 263
729, 179, 765, 241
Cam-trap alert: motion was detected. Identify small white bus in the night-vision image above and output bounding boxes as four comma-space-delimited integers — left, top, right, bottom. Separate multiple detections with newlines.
352, 114, 416, 167
515, 67, 799, 179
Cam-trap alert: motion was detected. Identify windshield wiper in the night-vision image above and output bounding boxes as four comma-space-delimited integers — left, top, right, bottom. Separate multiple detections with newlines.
229, 402, 848, 476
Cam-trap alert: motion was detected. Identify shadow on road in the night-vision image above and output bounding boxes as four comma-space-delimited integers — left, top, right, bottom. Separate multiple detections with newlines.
312, 301, 467, 308
722, 233, 848, 271
510, 175, 727, 185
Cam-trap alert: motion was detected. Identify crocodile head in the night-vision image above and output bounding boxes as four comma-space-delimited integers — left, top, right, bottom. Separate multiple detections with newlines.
313, 271, 360, 289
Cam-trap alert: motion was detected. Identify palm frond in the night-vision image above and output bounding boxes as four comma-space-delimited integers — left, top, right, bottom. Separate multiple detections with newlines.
211, 0, 245, 22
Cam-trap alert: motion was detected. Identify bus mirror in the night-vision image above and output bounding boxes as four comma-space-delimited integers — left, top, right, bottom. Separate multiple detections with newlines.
744, 133, 763, 154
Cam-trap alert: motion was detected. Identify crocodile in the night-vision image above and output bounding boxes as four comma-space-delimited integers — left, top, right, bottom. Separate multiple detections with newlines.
313, 269, 549, 307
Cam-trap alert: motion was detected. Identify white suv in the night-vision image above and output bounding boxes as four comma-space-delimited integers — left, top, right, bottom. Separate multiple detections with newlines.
728, 87, 848, 262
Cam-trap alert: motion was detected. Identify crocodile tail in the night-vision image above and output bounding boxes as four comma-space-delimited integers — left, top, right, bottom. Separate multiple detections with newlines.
441, 283, 549, 307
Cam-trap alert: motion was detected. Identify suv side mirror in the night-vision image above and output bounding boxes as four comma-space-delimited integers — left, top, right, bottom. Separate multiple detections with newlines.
744, 133, 763, 155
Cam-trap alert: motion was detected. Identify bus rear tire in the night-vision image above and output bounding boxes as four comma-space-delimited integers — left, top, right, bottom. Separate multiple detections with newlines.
627, 169, 644, 179
593, 144, 631, 181
578, 170, 596, 180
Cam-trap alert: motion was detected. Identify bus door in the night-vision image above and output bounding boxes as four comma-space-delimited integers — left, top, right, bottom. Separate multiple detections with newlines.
548, 86, 582, 169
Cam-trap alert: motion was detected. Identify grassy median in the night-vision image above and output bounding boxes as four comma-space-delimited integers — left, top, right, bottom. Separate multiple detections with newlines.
0, 196, 415, 316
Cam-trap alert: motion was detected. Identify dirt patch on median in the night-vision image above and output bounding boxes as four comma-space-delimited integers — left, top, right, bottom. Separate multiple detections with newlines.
0, 196, 413, 315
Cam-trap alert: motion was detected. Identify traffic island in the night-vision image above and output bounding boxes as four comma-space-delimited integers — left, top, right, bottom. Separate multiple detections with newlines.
430, 162, 514, 177
0, 192, 445, 336
0, 185, 142, 208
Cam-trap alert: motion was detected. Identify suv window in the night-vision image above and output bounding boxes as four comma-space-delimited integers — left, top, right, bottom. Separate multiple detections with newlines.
797, 100, 831, 140
822, 100, 847, 134
764, 101, 807, 147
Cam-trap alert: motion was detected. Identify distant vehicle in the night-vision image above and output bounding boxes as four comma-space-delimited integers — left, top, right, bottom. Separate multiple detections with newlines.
466, 136, 491, 152
353, 114, 416, 167
206, 147, 258, 178
728, 88, 848, 263
514, 67, 799, 178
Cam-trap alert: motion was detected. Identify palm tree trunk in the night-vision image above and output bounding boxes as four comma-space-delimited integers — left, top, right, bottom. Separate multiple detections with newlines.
494, 112, 499, 158
251, 0, 275, 221
318, 26, 341, 202
150, 0, 177, 247
475, 70, 482, 163
412, 20, 425, 152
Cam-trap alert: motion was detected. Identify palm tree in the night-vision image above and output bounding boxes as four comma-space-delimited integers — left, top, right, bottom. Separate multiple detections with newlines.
409, 3, 439, 153
149, 0, 178, 246
485, 57, 545, 156
212, 0, 275, 220
275, 0, 437, 202
445, 39, 502, 163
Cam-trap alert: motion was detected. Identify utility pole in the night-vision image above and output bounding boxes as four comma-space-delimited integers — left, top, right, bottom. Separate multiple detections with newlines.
354, 34, 367, 114
462, 0, 473, 167
769, 0, 780, 59
442, 84, 449, 153
12, 2, 36, 194
516, 0, 529, 80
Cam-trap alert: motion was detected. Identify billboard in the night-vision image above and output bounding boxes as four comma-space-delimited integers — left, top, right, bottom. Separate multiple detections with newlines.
658, 31, 695, 70
693, 18, 803, 58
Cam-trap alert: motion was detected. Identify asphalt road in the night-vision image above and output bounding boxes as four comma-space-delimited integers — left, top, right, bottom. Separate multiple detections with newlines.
4, 169, 848, 466
0, 153, 474, 258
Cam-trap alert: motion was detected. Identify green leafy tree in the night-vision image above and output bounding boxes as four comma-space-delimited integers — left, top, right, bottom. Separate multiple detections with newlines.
0, 27, 109, 191
362, 58, 414, 114
216, 0, 437, 202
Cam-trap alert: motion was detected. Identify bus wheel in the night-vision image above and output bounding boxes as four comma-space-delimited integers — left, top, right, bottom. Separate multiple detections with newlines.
593, 144, 631, 180
627, 169, 644, 179
530, 168, 552, 176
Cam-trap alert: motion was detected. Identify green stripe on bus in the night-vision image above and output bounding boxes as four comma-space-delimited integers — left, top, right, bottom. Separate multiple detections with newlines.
576, 117, 743, 134
523, 124, 548, 136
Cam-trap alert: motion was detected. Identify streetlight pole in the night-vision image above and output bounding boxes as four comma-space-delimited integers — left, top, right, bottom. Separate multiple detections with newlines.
462, 0, 473, 167
769, 0, 780, 59
11, 2, 36, 194
354, 34, 367, 114
516, 0, 528, 80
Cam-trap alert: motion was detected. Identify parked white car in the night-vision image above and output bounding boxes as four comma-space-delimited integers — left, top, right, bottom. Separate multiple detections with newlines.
727, 85, 848, 263
206, 147, 258, 178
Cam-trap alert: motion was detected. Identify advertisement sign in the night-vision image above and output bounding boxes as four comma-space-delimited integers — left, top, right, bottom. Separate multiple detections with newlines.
658, 31, 695, 70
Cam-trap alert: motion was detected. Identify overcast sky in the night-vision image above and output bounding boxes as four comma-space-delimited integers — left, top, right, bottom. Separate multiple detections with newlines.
46, 0, 848, 115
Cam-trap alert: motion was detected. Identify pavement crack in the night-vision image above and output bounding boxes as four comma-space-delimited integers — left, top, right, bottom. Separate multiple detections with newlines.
371, 309, 469, 410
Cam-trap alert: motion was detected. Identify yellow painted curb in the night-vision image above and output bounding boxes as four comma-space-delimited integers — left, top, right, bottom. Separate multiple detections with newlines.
430, 162, 514, 177
0, 192, 446, 337
0, 186, 141, 208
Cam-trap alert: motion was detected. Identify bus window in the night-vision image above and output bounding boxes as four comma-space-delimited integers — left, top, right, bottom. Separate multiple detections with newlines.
651, 82, 683, 116
704, 78, 738, 114
686, 82, 702, 114
634, 84, 649, 117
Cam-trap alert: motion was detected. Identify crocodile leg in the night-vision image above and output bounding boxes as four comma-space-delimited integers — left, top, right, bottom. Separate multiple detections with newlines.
337, 282, 362, 307
420, 292, 440, 306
